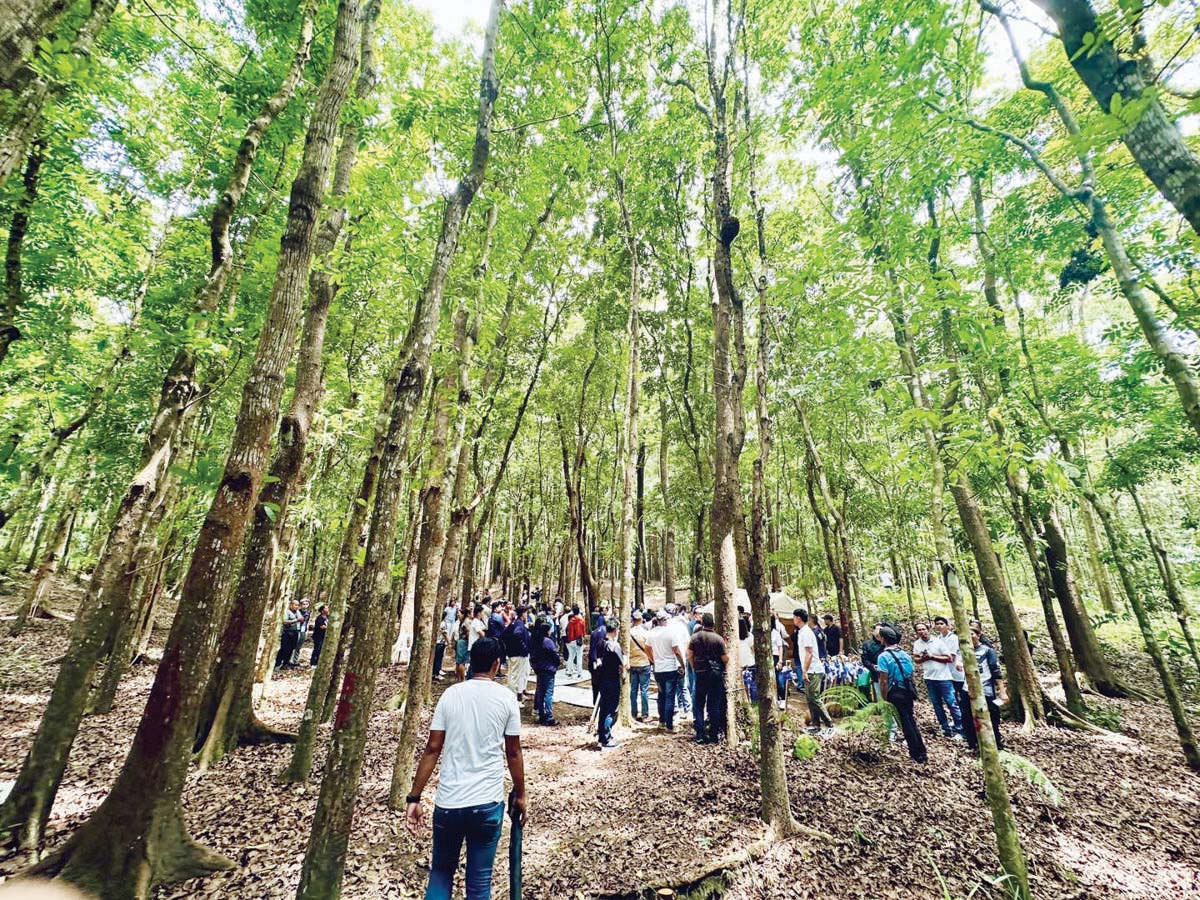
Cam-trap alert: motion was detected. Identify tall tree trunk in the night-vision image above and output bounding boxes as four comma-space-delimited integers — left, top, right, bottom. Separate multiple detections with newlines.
0, 4, 317, 851
1005, 489, 1084, 714
0, 133, 43, 370
0, 0, 119, 188
195, 0, 379, 767
389, 304, 473, 806
1030, 0, 1200, 240
24, 1, 358, 891
660, 395, 675, 605
7, 477, 76, 635
1042, 509, 1136, 695
295, 6, 499, 893
1079, 501, 1119, 613
740, 102, 797, 831
1084, 489, 1200, 770
1128, 488, 1200, 676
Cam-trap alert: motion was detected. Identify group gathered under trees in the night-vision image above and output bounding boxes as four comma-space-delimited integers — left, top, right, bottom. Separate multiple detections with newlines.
1, 0, 1199, 898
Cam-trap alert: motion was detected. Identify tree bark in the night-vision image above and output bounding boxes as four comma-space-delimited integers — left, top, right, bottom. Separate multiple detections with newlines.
1128, 487, 1200, 676
0, 0, 71, 87
295, 5, 499, 892
1031, 0, 1200, 239
1085, 489, 1200, 770
389, 304, 473, 806
0, 133, 43, 371
660, 395, 675, 605
0, 0, 118, 188
1042, 508, 1134, 694
195, 0, 378, 768
22, 1, 359, 891
0, 10, 315, 845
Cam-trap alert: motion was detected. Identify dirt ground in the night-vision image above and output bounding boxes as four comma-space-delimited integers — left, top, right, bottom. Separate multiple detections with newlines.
2, 575, 1199, 899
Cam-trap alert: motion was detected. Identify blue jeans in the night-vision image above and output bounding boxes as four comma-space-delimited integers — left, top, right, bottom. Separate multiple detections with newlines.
534, 669, 556, 722
687, 664, 697, 707
654, 670, 680, 728
629, 665, 651, 717
926, 679, 963, 735
424, 802, 505, 900
675, 663, 692, 712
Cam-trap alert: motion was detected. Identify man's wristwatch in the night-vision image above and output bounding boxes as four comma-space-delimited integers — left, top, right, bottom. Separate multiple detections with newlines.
405, 794, 421, 805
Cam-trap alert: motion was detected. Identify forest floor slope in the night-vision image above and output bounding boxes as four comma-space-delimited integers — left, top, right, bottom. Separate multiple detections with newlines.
1, 578, 1198, 899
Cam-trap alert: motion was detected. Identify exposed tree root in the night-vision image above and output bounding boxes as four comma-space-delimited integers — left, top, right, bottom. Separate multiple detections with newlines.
236, 713, 296, 747
598, 833, 773, 900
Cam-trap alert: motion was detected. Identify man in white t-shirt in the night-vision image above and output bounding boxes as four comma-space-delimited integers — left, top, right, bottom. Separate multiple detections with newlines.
406, 637, 526, 900
913, 620, 962, 738
647, 610, 686, 731
796, 609, 833, 730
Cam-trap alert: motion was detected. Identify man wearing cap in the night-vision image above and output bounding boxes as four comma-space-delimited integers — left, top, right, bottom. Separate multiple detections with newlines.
647, 609, 686, 731
628, 610, 652, 722
595, 620, 624, 749
688, 613, 728, 743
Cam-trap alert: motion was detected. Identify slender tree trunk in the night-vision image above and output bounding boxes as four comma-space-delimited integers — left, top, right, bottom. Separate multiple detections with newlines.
0, 133, 43, 371
1005, 489, 1084, 714
1079, 501, 1118, 613
296, 7, 499, 893
0, 0, 119, 188
7, 479, 76, 635
389, 305, 473, 806
24, 1, 358, 891
740, 111, 797, 831
195, 1, 379, 767
660, 395, 675, 605
1042, 509, 1135, 695
0, 7, 316, 852
1085, 489, 1200, 770
1128, 488, 1200, 676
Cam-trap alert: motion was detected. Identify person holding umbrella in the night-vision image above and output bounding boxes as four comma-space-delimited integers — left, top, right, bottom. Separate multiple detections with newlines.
405, 637, 527, 900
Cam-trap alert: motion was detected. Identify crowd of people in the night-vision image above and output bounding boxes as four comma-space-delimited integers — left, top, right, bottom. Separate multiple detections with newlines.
401, 595, 1010, 900
862, 616, 1007, 764
273, 595, 329, 670
425, 591, 916, 752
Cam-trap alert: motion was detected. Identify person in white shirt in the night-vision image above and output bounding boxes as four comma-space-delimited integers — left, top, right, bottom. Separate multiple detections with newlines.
406, 637, 526, 900
467, 607, 487, 650
647, 610, 686, 730
796, 609, 832, 729
939, 615, 968, 736
913, 619, 963, 738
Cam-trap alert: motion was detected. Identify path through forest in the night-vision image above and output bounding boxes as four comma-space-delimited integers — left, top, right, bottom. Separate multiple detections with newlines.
1, 579, 1197, 899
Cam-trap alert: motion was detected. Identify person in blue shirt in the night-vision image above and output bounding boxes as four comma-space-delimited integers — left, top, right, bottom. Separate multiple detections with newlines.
875, 626, 927, 764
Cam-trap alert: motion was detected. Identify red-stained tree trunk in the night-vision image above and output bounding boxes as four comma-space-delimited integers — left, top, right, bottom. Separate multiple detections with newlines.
295, 4, 500, 895
194, 0, 379, 768
0, 2, 316, 857
22, 1, 360, 894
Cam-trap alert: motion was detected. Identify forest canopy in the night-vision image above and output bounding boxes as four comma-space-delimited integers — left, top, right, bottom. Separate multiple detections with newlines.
1, 1, 1199, 899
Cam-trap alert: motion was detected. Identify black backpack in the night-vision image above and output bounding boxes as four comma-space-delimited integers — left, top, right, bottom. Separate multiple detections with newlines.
883, 649, 917, 703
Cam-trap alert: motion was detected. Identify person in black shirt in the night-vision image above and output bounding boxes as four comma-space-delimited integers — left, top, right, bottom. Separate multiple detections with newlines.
688, 614, 729, 744
822, 614, 842, 657
595, 620, 623, 749
310, 604, 329, 667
